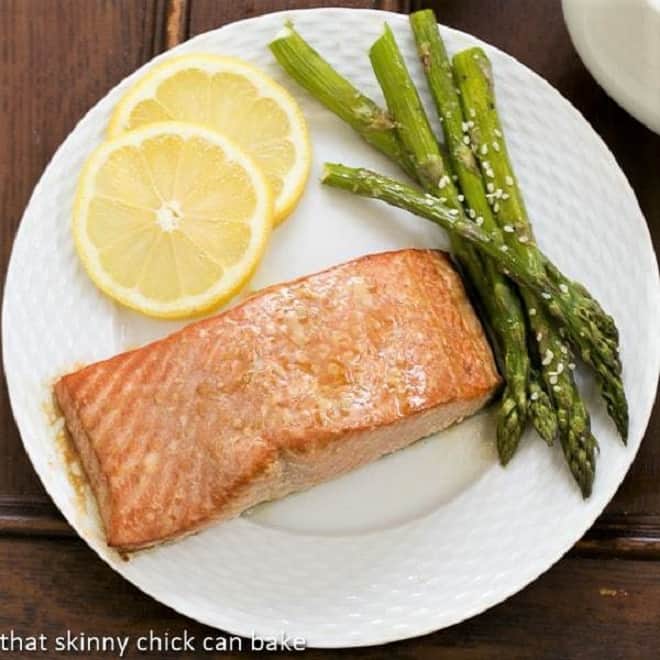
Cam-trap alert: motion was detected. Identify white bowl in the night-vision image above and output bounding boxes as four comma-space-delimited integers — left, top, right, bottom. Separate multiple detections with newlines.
563, 0, 660, 134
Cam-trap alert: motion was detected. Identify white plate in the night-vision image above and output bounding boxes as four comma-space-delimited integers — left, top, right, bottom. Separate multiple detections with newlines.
3, 8, 659, 648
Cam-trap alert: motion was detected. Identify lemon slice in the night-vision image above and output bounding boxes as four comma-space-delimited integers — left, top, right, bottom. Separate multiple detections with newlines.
74, 122, 273, 319
108, 54, 311, 224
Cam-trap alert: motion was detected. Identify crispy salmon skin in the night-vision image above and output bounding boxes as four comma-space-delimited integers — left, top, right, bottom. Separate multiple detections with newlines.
55, 249, 500, 550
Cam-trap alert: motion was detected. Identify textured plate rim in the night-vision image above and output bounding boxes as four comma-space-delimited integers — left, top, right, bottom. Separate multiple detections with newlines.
3, 7, 659, 648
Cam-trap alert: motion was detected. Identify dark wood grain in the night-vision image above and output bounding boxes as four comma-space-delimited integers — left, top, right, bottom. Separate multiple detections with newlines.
0, 498, 70, 538
188, 0, 411, 35
165, 0, 190, 49
0, 536, 658, 659
0, 0, 167, 503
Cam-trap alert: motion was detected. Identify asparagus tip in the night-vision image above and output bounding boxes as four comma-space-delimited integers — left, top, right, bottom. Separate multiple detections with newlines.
495, 391, 526, 465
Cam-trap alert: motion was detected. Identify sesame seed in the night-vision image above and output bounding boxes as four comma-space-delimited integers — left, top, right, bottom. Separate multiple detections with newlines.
487, 182, 495, 192
502, 192, 510, 200
518, 235, 529, 243
458, 194, 465, 202
560, 345, 568, 354
449, 209, 459, 216
529, 307, 537, 316
541, 292, 552, 300
503, 224, 514, 233
492, 141, 501, 152
500, 244, 508, 252
494, 128, 502, 137
468, 120, 475, 128
461, 121, 470, 132
493, 203, 500, 212
553, 385, 561, 392
530, 391, 539, 401
486, 169, 495, 178
469, 108, 476, 117
568, 362, 576, 370
537, 332, 544, 342
542, 348, 554, 365
476, 216, 484, 225
472, 53, 479, 60
440, 197, 447, 203
556, 363, 564, 374
480, 144, 488, 156
468, 208, 476, 219
463, 135, 471, 145
505, 175, 514, 186
559, 283, 569, 294
549, 375, 558, 385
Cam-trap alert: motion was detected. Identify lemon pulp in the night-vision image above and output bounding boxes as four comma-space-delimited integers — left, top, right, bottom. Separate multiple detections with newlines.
73, 122, 273, 318
108, 54, 311, 224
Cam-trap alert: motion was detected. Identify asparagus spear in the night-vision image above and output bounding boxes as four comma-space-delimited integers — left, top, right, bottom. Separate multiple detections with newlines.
452, 46, 627, 441
529, 305, 598, 496
269, 22, 416, 178
440, 35, 598, 491
450, 47, 617, 342
408, 9, 593, 488
487, 277, 535, 461
409, 9, 558, 451
369, 24, 531, 462
271, 23, 530, 460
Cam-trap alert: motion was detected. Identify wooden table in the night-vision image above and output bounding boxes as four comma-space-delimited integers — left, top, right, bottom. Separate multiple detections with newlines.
1, 1, 658, 657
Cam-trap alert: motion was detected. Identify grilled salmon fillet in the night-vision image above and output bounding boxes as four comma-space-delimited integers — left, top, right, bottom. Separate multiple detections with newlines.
55, 249, 500, 550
